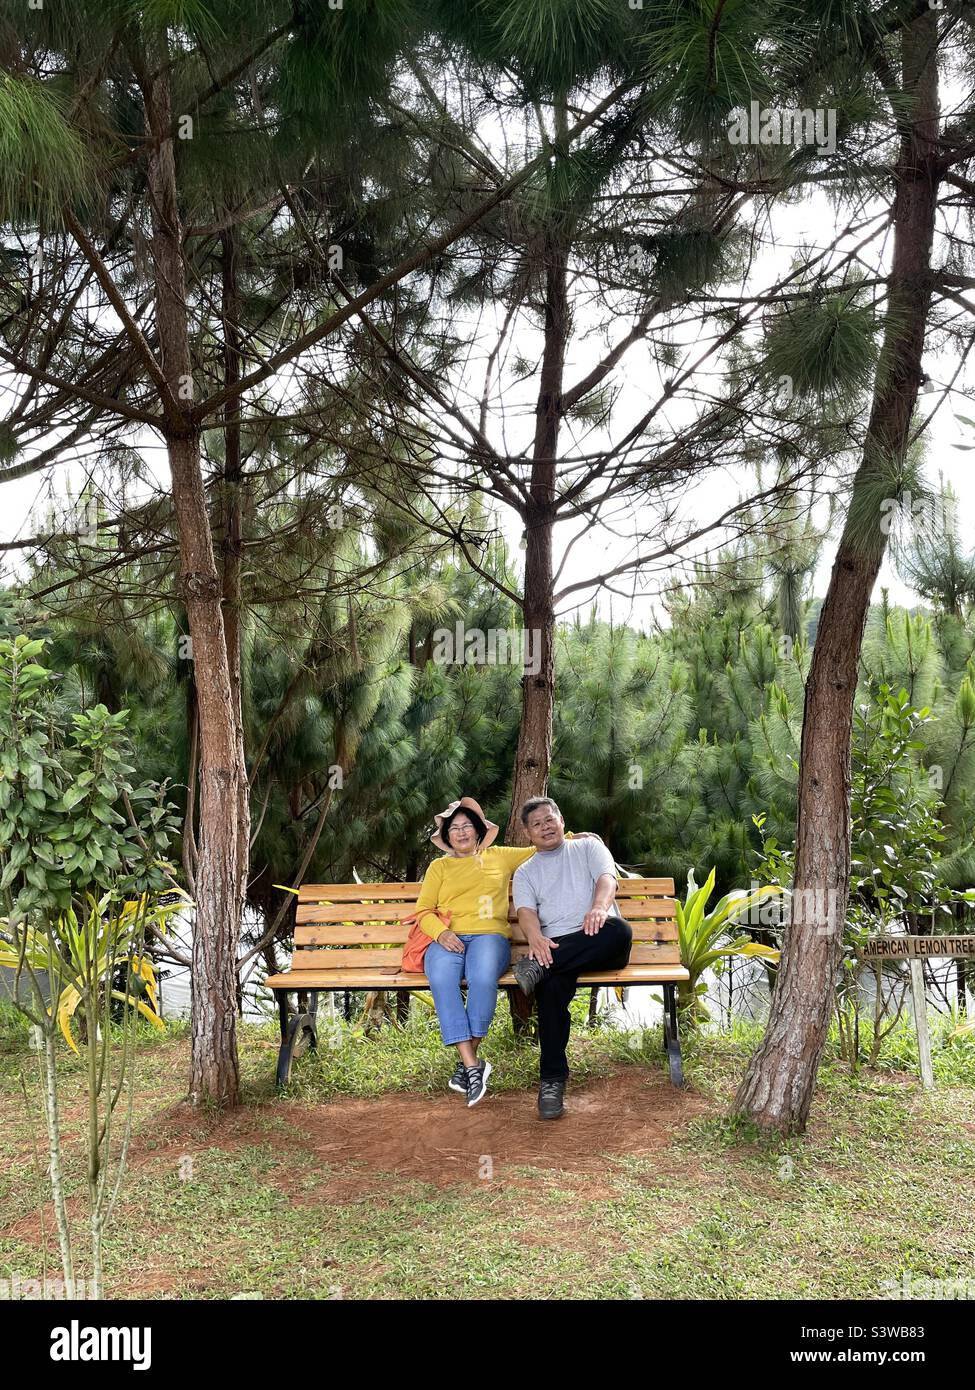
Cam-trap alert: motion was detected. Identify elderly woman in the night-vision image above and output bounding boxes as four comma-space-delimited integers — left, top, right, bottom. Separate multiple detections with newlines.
416, 797, 592, 1107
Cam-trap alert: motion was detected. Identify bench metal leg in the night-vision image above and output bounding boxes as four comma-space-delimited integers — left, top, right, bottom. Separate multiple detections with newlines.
661, 983, 685, 1088
302, 987, 320, 1029
275, 990, 320, 1089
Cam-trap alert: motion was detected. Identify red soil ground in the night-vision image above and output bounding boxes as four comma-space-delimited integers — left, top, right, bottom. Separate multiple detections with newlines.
138, 1067, 711, 1189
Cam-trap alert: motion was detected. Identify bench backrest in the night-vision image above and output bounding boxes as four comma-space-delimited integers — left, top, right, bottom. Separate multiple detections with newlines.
291, 877, 680, 972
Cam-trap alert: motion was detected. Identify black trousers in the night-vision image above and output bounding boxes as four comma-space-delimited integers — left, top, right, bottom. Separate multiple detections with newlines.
535, 916, 632, 1081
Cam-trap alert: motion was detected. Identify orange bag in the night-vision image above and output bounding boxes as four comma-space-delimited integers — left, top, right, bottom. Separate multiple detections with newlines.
397, 909, 451, 974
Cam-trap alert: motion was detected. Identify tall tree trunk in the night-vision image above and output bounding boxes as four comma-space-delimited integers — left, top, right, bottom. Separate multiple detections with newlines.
506, 503, 557, 841
219, 225, 253, 1018
504, 223, 568, 843
736, 12, 941, 1133
219, 226, 246, 759
507, 496, 555, 1037
143, 47, 248, 1106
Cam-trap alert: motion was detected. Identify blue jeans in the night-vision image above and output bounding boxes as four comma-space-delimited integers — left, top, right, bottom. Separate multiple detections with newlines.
425, 933, 511, 1046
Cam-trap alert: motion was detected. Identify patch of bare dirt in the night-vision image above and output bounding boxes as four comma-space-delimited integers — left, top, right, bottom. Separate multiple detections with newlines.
116, 1068, 710, 1190
127, 1098, 283, 1162
122, 1266, 214, 1297
264, 1068, 710, 1187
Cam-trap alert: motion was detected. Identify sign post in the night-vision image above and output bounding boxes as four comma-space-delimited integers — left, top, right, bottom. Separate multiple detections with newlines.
908, 959, 935, 1090
857, 936, 975, 1090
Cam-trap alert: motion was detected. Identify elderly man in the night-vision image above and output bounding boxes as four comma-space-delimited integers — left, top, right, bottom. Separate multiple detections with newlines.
511, 797, 632, 1119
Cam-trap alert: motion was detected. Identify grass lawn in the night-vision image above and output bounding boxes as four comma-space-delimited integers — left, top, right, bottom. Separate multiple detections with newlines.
1, 1000, 973, 1300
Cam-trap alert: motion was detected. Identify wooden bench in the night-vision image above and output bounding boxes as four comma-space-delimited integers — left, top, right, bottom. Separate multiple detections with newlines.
264, 876, 689, 1089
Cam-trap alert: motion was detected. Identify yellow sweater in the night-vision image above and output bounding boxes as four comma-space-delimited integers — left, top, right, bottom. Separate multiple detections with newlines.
416, 845, 536, 940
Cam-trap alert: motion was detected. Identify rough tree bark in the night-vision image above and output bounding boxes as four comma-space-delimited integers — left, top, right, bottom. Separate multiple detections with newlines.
504, 223, 569, 845
142, 50, 249, 1106
736, 11, 941, 1134
219, 225, 253, 1014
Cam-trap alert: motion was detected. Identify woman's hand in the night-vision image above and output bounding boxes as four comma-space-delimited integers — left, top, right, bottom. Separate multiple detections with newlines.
438, 929, 465, 954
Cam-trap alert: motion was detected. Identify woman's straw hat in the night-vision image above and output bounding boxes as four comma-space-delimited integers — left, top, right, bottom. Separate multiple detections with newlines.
430, 796, 499, 853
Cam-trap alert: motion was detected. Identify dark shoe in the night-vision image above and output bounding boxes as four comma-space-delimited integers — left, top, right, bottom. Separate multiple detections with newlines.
538, 1079, 565, 1120
466, 1059, 492, 1108
513, 956, 545, 997
448, 1060, 467, 1094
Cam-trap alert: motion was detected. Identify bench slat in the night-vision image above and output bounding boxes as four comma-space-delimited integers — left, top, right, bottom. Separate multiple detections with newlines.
295, 924, 412, 944
296, 903, 421, 924
294, 920, 678, 945
295, 898, 677, 925
298, 883, 422, 902
606, 883, 676, 894
296, 876, 675, 906
289, 949, 404, 969
265, 963, 690, 989
289, 942, 681, 971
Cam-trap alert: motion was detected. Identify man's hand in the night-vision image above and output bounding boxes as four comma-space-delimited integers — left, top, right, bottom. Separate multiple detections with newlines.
438, 929, 465, 954
582, 873, 618, 935
526, 931, 558, 967
581, 905, 609, 936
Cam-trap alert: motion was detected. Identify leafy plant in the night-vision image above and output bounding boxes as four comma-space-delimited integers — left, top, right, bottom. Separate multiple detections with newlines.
0, 634, 184, 1297
751, 811, 793, 893
849, 682, 951, 930
0, 894, 181, 1054
675, 867, 782, 1025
